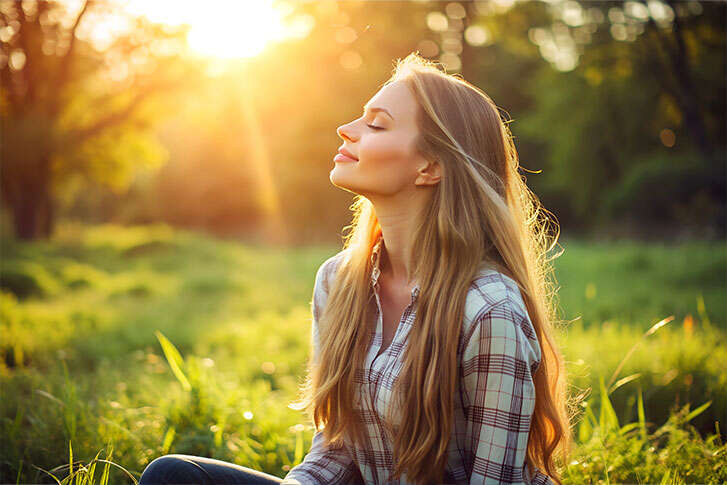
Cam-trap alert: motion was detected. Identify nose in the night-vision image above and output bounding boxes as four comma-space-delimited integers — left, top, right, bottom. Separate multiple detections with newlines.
337, 121, 357, 142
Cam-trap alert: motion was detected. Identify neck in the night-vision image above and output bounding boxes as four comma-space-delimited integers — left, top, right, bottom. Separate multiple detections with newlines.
370, 193, 426, 287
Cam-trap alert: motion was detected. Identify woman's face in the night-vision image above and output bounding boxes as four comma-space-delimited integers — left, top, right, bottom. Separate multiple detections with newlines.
332, 80, 432, 197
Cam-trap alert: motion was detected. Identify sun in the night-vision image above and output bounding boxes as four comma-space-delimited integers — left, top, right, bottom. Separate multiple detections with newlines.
123, 0, 291, 59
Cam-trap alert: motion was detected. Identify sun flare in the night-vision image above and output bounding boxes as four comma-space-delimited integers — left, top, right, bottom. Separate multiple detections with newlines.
123, 0, 291, 58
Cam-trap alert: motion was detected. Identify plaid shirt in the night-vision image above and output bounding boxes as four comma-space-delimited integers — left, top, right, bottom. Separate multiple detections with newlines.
283, 234, 553, 485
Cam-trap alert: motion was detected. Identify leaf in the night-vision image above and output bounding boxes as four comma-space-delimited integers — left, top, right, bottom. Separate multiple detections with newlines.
684, 400, 711, 423
162, 426, 176, 454
599, 375, 619, 432
155, 330, 191, 391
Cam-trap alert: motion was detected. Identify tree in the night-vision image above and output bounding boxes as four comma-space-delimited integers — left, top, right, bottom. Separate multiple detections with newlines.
560, 0, 724, 161
1, 0, 194, 240
441, 0, 724, 233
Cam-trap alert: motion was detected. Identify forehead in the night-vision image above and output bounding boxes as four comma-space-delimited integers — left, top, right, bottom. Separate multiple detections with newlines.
365, 80, 417, 122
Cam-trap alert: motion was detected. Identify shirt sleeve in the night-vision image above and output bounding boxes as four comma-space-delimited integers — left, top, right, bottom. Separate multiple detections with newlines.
282, 255, 363, 485
460, 299, 551, 485
281, 429, 363, 485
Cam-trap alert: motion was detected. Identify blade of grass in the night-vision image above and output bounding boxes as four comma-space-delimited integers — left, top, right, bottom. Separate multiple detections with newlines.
607, 316, 674, 390
99, 442, 114, 485
155, 330, 191, 391
86, 449, 104, 484
608, 373, 641, 396
68, 440, 73, 485
684, 400, 711, 423
162, 426, 176, 454
618, 422, 640, 435
30, 465, 62, 485
34, 389, 65, 407
696, 294, 711, 327
294, 428, 304, 464
62, 360, 77, 443
716, 421, 722, 447
637, 385, 646, 441
92, 459, 139, 484
599, 375, 619, 432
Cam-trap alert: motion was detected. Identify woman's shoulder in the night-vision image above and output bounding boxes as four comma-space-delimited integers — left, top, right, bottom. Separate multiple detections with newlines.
462, 266, 530, 329
314, 249, 349, 294
461, 266, 542, 367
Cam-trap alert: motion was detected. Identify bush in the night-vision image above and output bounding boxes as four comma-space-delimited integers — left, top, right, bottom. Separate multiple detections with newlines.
602, 152, 726, 234
0, 262, 60, 299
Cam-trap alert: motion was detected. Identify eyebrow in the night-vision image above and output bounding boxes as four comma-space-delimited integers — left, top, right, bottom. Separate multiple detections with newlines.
363, 104, 395, 120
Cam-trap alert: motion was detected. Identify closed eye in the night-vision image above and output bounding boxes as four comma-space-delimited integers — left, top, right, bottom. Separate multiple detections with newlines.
367, 124, 384, 131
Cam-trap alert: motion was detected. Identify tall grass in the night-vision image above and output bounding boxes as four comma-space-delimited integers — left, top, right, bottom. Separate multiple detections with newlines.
1, 223, 724, 483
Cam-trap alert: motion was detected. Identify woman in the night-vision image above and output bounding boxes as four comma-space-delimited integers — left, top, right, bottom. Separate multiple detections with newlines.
139, 52, 572, 485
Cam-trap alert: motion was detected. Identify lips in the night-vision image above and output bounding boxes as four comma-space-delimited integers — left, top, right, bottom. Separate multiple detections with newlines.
337, 147, 358, 161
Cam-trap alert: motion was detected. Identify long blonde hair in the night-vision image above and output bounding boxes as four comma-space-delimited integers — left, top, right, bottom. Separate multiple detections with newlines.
291, 52, 575, 484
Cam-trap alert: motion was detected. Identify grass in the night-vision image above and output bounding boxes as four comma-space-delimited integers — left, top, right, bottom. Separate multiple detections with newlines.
1, 222, 725, 484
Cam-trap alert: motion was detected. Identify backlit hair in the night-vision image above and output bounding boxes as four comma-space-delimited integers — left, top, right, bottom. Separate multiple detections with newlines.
291, 52, 577, 485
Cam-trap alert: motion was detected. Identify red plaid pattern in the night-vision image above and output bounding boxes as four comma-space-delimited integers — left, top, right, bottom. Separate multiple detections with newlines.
283, 234, 554, 485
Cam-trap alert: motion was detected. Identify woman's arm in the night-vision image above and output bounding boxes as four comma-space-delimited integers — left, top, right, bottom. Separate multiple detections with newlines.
460, 298, 551, 485
282, 254, 363, 485
281, 429, 362, 485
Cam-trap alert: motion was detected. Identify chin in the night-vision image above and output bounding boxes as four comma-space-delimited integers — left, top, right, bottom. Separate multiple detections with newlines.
329, 171, 364, 195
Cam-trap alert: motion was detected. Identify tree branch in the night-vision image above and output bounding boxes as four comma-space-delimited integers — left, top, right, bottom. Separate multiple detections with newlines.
636, 26, 681, 102
65, 80, 176, 144
637, 0, 679, 61
665, 0, 691, 69
638, 0, 715, 157
49, 0, 92, 116
14, 0, 35, 108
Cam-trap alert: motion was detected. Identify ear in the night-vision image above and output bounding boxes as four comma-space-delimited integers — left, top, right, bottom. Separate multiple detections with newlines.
414, 159, 441, 186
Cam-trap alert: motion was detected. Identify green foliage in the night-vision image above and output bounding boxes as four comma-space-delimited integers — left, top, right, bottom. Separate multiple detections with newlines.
554, 236, 727, 329
0, 223, 724, 483
566, 389, 726, 484
0, 261, 61, 299
31, 440, 138, 485
602, 151, 726, 229
508, 0, 726, 235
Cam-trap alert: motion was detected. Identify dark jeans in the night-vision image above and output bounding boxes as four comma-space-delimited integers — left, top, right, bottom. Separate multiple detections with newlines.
139, 454, 283, 485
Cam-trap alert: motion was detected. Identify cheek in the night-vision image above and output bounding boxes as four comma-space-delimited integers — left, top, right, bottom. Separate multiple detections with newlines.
358, 138, 421, 190
360, 136, 412, 169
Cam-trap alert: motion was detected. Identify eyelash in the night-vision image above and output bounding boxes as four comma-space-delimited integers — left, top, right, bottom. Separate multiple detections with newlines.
367, 124, 384, 131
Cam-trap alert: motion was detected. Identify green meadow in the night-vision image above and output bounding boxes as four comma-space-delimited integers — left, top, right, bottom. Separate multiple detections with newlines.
1, 223, 725, 484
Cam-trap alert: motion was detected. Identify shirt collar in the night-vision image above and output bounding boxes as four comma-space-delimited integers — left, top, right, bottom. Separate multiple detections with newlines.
370, 233, 420, 301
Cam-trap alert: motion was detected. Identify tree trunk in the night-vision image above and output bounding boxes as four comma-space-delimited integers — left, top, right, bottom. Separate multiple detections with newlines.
41, 188, 55, 238
640, 0, 717, 161
13, 192, 40, 240
10, 158, 53, 241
